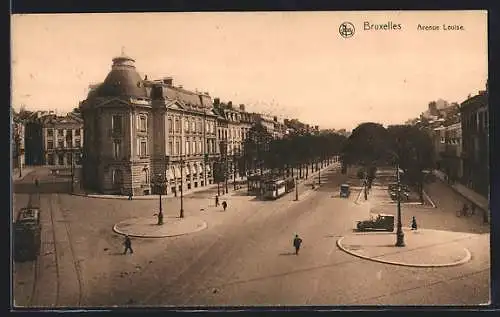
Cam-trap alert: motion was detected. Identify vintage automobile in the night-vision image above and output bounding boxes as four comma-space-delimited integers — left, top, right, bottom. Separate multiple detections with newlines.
388, 183, 410, 201
339, 184, 351, 198
356, 213, 395, 232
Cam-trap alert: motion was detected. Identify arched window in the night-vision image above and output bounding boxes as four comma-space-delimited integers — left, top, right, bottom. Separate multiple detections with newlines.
112, 169, 123, 188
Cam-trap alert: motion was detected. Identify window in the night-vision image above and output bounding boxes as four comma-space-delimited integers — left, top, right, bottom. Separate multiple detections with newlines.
185, 120, 189, 132
67, 130, 73, 138
58, 129, 64, 137
112, 169, 123, 186
192, 140, 196, 154
58, 155, 64, 165
47, 140, 54, 149
198, 140, 202, 154
58, 140, 64, 148
47, 154, 54, 165
138, 115, 147, 131
67, 153, 73, 165
168, 118, 173, 132
113, 140, 121, 159
168, 141, 173, 155
139, 140, 147, 157
112, 115, 122, 134
175, 140, 180, 155
185, 140, 189, 155
75, 129, 81, 136
75, 139, 81, 148
175, 118, 180, 132
47, 129, 54, 137
191, 120, 196, 132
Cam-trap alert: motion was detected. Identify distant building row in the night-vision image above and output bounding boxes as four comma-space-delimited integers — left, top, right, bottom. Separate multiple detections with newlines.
11, 110, 84, 169
410, 83, 488, 197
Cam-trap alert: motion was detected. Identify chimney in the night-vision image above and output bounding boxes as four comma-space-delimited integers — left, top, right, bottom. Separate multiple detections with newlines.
273, 116, 277, 122
214, 98, 220, 107
228, 101, 233, 109
162, 77, 173, 86
239, 104, 245, 112
144, 75, 148, 80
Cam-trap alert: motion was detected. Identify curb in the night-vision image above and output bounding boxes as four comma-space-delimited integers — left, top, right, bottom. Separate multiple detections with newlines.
336, 236, 472, 268
354, 186, 365, 205
422, 190, 437, 208
112, 219, 208, 238
432, 171, 488, 213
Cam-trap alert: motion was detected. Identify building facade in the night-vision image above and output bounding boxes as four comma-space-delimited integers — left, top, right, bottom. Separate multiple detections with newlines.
42, 114, 84, 167
460, 88, 489, 197
441, 122, 463, 181
12, 115, 26, 169
80, 55, 219, 196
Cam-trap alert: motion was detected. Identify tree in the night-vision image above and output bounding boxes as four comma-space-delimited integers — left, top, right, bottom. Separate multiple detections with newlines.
243, 122, 273, 175
342, 122, 391, 167
387, 125, 434, 202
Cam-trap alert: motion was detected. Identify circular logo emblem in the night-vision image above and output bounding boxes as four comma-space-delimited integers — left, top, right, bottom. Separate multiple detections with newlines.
339, 22, 355, 38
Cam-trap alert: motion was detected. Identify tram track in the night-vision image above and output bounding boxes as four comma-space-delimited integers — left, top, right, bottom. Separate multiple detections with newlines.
45, 194, 61, 307
55, 193, 84, 306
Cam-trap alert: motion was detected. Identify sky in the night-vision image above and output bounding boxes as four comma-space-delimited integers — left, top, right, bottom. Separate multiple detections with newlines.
11, 11, 487, 131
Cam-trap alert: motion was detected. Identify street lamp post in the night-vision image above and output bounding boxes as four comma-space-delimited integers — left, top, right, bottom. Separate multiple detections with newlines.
71, 152, 75, 193
395, 163, 405, 247
295, 176, 299, 201
318, 159, 321, 186
180, 157, 185, 218
233, 151, 238, 191
225, 156, 229, 194
156, 173, 165, 225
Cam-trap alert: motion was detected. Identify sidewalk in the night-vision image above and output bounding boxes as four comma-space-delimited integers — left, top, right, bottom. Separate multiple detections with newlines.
73, 162, 338, 200
113, 215, 208, 238
337, 227, 473, 268
12, 166, 37, 182
433, 170, 489, 212
354, 184, 436, 209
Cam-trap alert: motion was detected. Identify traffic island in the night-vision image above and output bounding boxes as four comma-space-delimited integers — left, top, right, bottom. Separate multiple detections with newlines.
337, 228, 473, 267
113, 216, 208, 238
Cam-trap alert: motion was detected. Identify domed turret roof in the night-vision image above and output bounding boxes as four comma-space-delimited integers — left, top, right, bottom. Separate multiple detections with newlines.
94, 55, 148, 99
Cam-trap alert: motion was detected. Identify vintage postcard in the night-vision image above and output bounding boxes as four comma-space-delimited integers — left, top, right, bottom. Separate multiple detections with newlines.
11, 11, 489, 308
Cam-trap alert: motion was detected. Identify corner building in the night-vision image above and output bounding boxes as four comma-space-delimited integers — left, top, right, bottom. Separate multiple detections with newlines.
80, 54, 217, 196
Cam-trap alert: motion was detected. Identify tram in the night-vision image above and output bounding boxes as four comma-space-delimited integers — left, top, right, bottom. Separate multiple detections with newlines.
14, 206, 41, 262
263, 177, 295, 200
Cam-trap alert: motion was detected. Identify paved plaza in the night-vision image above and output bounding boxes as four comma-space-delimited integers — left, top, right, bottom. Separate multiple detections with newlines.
12, 164, 490, 307
337, 228, 473, 267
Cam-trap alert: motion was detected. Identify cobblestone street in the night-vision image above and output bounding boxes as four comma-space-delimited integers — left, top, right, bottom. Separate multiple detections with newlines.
12, 164, 490, 307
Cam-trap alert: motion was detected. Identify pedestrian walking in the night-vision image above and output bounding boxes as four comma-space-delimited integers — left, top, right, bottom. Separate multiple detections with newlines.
293, 234, 303, 255
215, 195, 219, 207
411, 216, 418, 230
222, 201, 227, 211
34, 178, 39, 187
128, 193, 133, 200
123, 235, 133, 254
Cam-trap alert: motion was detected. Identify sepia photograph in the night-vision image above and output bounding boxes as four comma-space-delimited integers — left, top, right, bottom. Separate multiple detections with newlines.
11, 11, 490, 308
